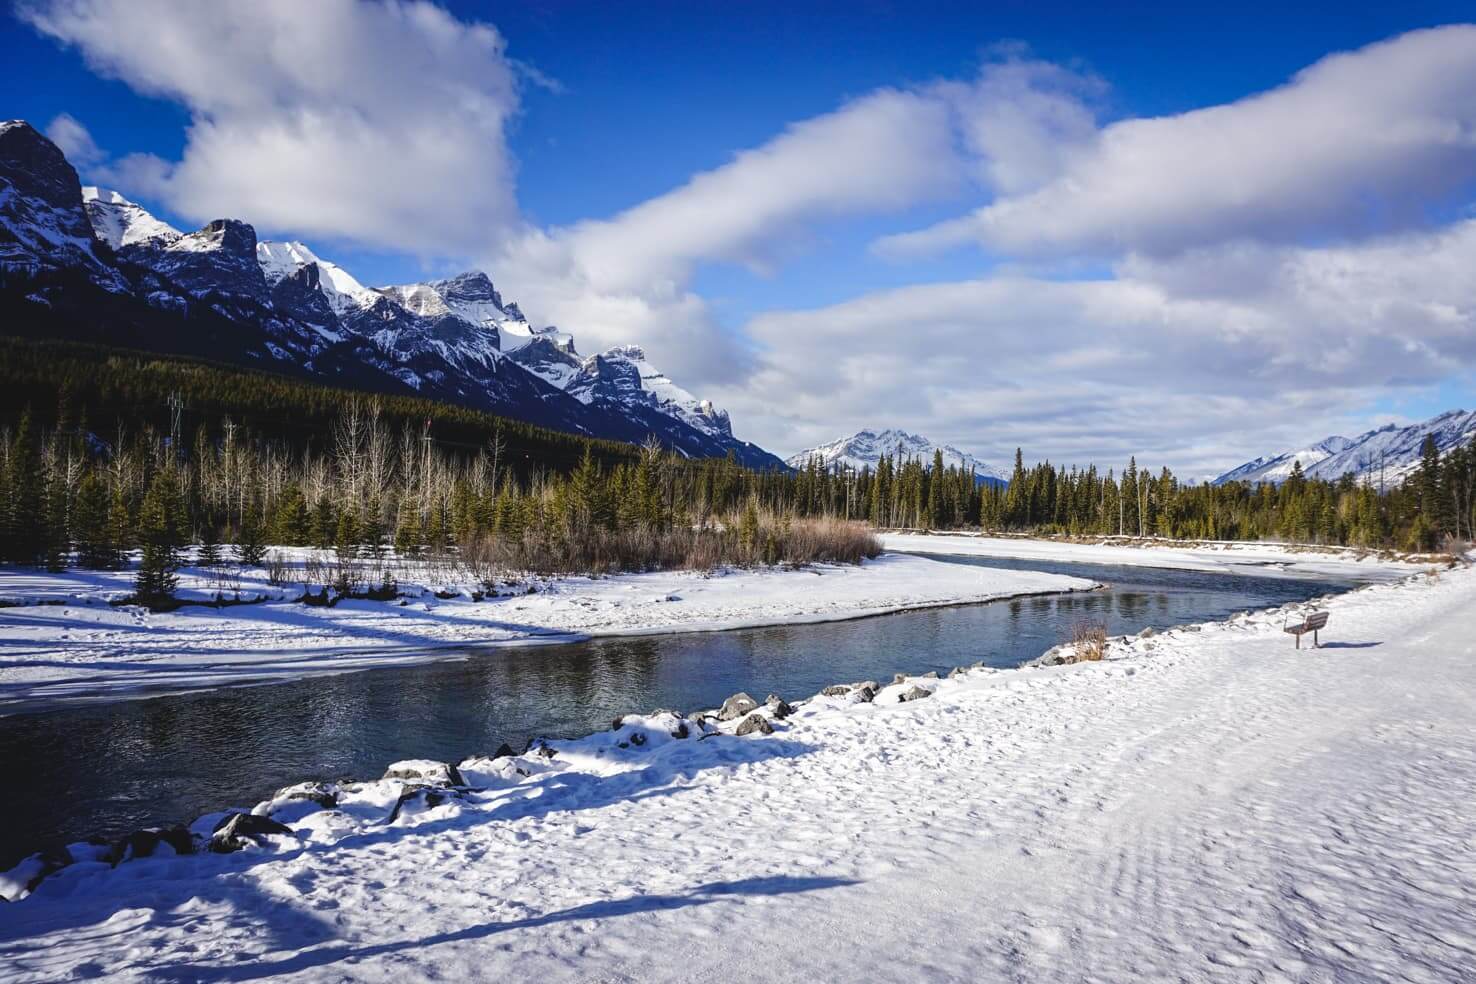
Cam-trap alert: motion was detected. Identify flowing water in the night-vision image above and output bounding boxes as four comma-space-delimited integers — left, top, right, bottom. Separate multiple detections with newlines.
0, 553, 1367, 868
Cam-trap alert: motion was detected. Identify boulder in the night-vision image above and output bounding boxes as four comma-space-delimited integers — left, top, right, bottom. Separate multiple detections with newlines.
492, 743, 516, 759
718, 692, 760, 721
735, 713, 775, 736
670, 720, 690, 739
766, 695, 794, 719
948, 666, 967, 679
0, 846, 74, 900
821, 685, 851, 697
383, 760, 465, 787
208, 813, 293, 853
853, 685, 877, 704
892, 673, 908, 685
106, 826, 195, 865
386, 787, 463, 824
1137, 627, 1156, 639
898, 685, 933, 703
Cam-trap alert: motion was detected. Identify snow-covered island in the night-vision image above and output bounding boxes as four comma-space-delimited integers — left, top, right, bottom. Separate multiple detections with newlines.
0, 540, 1470, 982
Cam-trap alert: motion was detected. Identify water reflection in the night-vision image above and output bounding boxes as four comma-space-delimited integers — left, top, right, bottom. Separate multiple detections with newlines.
0, 553, 1360, 867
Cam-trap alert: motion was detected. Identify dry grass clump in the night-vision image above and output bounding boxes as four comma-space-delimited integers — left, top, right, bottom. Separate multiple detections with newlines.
1070, 620, 1109, 662
462, 511, 880, 577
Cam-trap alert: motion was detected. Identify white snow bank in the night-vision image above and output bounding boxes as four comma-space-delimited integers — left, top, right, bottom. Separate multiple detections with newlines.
1, 562, 1472, 981
882, 531, 1422, 578
0, 552, 1092, 711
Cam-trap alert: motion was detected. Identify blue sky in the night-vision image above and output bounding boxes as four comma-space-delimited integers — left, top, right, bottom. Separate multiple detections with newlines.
6, 1, 1476, 473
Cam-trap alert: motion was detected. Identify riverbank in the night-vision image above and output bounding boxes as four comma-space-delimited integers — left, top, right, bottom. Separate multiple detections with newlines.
0, 552, 1092, 712
1, 556, 1471, 981
881, 531, 1427, 578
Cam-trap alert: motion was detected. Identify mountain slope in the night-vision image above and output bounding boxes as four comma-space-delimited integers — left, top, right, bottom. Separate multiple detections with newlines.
1213, 410, 1476, 486
0, 120, 783, 468
789, 429, 1007, 483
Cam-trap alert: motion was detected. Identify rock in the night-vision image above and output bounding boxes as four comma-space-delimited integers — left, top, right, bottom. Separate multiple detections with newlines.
852, 680, 879, 693
718, 692, 760, 721
853, 685, 877, 704
383, 760, 465, 787
948, 666, 967, 679
533, 742, 558, 759
1137, 627, 1156, 639
208, 813, 293, 853
670, 720, 690, 739
821, 685, 852, 697
766, 695, 794, 719
611, 715, 628, 731
735, 713, 775, 736
277, 782, 337, 810
385, 787, 463, 823
892, 673, 908, 685
898, 685, 933, 703
920, 671, 939, 680
629, 732, 647, 746
106, 826, 195, 865
492, 743, 515, 759
0, 846, 74, 900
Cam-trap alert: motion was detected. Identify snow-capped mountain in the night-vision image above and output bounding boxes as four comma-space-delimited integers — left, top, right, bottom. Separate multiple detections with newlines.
0, 120, 126, 292
788, 429, 1007, 483
0, 120, 783, 469
81, 186, 180, 249
1213, 410, 1476, 487
1211, 436, 1357, 486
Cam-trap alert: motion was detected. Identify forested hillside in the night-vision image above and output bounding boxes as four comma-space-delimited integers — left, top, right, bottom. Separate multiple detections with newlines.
1, 335, 1471, 605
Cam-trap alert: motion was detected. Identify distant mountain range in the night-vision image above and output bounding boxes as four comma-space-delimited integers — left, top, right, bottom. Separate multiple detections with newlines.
1213, 409, 1476, 487
787, 429, 1008, 485
0, 119, 783, 469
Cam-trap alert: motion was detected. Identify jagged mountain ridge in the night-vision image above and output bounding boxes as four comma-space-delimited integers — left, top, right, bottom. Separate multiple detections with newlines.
0, 119, 783, 468
788, 429, 1008, 484
1212, 410, 1476, 487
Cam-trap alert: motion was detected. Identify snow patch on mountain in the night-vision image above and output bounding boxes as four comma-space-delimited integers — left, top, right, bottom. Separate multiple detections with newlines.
81, 186, 180, 249
789, 429, 1006, 481
257, 240, 377, 315
1213, 410, 1476, 486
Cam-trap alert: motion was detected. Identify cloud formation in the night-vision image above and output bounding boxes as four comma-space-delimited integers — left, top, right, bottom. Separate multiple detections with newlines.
717, 219, 1476, 475
879, 26, 1476, 260
22, 0, 522, 254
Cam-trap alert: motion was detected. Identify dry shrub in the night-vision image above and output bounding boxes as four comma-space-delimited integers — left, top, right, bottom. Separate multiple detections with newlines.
1070, 620, 1109, 662
461, 511, 881, 579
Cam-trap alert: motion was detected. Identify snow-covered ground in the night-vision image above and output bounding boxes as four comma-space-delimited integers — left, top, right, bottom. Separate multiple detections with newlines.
1, 558, 1471, 981
882, 531, 1425, 579
0, 552, 1091, 711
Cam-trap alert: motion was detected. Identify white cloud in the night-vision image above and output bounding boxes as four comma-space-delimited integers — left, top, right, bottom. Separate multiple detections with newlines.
879, 25, 1476, 260
485, 87, 967, 384
714, 220, 1476, 474
21, 0, 523, 254
43, 112, 102, 166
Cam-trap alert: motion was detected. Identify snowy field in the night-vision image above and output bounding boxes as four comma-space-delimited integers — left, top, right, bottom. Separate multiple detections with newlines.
1, 558, 1472, 981
881, 531, 1425, 579
0, 552, 1092, 711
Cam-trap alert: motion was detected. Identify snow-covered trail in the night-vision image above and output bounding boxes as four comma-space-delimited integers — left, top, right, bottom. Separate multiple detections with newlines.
2, 565, 1472, 982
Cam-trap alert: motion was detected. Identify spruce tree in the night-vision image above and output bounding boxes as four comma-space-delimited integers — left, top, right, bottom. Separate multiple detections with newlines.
4, 413, 44, 564
135, 469, 183, 607
236, 501, 266, 566
73, 471, 112, 569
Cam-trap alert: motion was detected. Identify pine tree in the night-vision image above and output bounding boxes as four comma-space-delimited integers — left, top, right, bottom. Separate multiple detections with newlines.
236, 500, 266, 566
3, 413, 44, 564
73, 471, 113, 569
135, 468, 183, 607
106, 482, 132, 569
